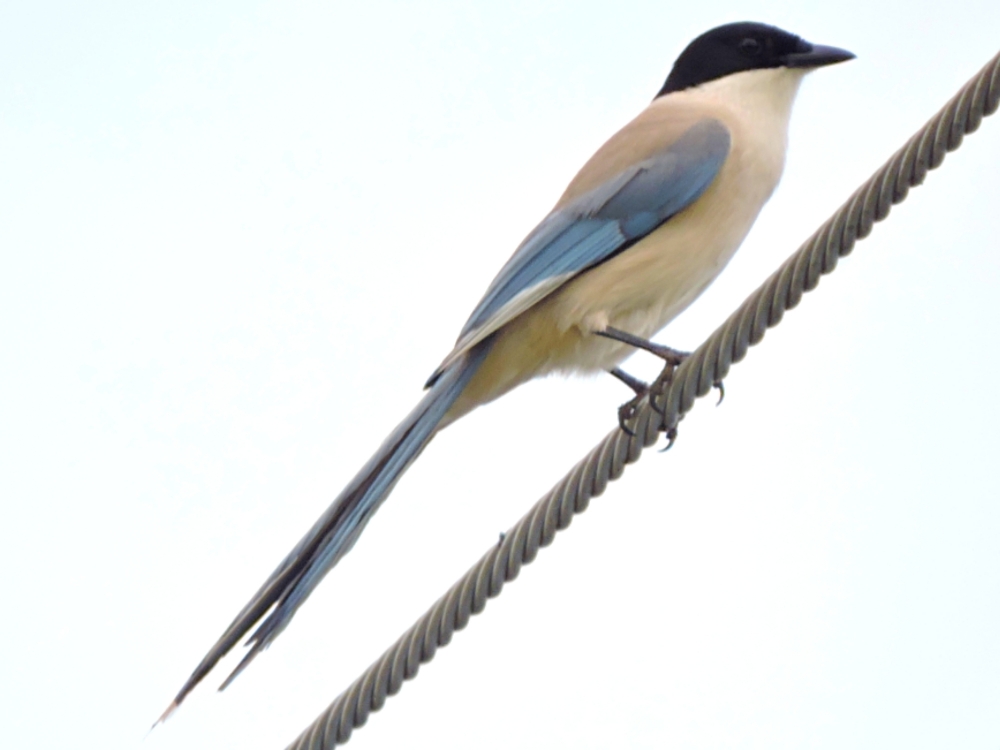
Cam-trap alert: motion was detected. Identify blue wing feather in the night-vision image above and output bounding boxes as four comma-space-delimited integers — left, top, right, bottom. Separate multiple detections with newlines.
457, 118, 731, 343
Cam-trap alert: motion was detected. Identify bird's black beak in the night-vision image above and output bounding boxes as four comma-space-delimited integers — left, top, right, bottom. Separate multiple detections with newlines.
783, 43, 855, 68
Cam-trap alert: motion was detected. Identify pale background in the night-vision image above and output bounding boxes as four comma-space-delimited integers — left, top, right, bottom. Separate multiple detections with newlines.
2, 1, 1000, 748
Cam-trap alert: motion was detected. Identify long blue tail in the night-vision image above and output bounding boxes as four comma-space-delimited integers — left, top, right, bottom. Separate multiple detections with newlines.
165, 341, 492, 713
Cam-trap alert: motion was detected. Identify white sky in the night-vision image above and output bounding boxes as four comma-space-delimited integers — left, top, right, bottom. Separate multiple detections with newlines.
2, 2, 1000, 749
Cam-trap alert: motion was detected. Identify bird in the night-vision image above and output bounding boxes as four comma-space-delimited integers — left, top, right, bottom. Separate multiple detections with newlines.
162, 21, 854, 717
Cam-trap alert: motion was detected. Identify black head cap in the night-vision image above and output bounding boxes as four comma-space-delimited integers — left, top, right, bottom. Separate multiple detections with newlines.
656, 22, 854, 97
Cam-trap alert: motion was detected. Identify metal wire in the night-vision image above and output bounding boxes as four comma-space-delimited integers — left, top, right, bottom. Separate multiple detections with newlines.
285, 50, 1000, 750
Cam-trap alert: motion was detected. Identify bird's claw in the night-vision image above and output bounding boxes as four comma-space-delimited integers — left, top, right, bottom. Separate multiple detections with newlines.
617, 392, 647, 436
659, 425, 678, 452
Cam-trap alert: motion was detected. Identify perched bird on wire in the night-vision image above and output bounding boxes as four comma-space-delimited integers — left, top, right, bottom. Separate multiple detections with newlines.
162, 20, 853, 718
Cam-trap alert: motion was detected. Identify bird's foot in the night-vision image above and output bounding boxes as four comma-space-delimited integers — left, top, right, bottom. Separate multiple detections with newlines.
610, 366, 691, 449
616, 392, 646, 437
609, 367, 650, 436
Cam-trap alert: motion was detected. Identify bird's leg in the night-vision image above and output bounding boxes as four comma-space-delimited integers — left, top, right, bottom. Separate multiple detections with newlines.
599, 328, 688, 436
609, 367, 650, 436
596, 326, 690, 366
598, 326, 725, 405
609, 366, 649, 395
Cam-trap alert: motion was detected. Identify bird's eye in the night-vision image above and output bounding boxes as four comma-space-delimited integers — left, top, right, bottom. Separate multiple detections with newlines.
739, 37, 761, 55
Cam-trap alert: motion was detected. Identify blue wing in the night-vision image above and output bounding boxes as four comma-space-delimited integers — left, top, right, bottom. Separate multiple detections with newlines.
428, 117, 731, 383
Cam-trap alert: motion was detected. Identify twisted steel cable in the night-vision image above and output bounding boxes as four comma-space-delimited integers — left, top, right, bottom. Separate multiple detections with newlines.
286, 50, 1000, 750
